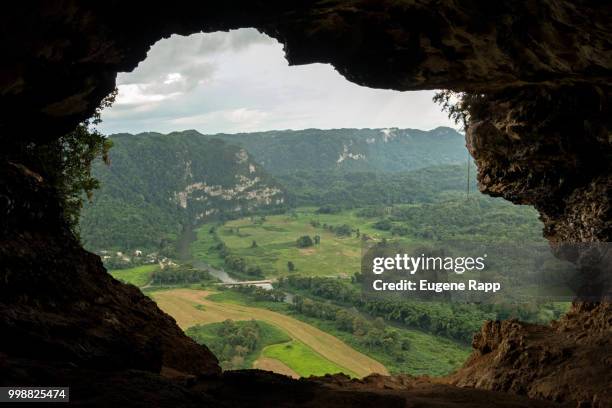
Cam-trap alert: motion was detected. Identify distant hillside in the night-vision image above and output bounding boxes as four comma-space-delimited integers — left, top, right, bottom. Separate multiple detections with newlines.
80, 127, 469, 252
80, 134, 286, 251
158, 127, 466, 175
278, 164, 478, 208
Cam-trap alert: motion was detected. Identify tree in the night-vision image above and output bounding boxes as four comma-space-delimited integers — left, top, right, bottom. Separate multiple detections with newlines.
246, 265, 263, 277
334, 224, 352, 236
433, 90, 488, 131
33, 89, 116, 237
373, 219, 393, 231
296, 235, 314, 248
335, 309, 354, 331
225, 255, 246, 273
287, 261, 295, 272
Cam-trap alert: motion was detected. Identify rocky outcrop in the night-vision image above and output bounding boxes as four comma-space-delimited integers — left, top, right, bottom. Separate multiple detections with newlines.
0, 161, 220, 376
2, 1, 611, 148
465, 85, 611, 243
1, 1, 611, 407
1, 361, 570, 407
449, 302, 612, 405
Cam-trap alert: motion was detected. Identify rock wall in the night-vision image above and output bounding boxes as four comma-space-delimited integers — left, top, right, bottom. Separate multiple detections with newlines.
1, 1, 611, 407
466, 85, 611, 243
449, 302, 612, 404
2, 1, 611, 147
0, 161, 220, 376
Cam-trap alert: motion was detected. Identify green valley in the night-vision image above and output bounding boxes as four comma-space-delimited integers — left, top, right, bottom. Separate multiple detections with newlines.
79, 127, 560, 380
193, 198, 543, 279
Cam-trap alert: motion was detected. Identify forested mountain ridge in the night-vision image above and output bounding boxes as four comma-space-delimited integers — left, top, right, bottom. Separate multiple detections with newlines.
79, 127, 468, 253
80, 133, 286, 251
137, 127, 466, 175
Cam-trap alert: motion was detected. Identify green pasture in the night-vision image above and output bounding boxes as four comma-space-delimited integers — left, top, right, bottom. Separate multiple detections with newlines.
110, 264, 158, 287
192, 208, 411, 278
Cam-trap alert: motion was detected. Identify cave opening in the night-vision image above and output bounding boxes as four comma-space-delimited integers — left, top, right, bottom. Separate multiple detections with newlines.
2, 3, 610, 406
79, 29, 570, 379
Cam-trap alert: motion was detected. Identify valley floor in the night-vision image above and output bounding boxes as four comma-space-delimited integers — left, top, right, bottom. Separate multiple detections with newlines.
152, 288, 388, 377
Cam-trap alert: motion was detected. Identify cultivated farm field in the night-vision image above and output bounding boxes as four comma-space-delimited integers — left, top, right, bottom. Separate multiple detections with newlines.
152, 288, 387, 377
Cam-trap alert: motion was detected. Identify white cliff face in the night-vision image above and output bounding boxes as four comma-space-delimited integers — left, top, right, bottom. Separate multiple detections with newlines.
173, 168, 283, 210
337, 143, 366, 163
381, 128, 398, 142
235, 149, 249, 163
195, 208, 218, 221
184, 160, 193, 179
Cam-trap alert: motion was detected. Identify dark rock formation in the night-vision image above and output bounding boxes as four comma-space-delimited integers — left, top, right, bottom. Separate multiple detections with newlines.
465, 85, 611, 243
2, 1, 611, 147
0, 361, 570, 407
449, 302, 612, 404
1, 1, 610, 407
0, 161, 220, 376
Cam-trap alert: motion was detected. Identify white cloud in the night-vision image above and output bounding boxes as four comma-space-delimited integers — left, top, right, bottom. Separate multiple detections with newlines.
163, 73, 183, 85
170, 108, 269, 132
100, 29, 456, 135
115, 84, 181, 105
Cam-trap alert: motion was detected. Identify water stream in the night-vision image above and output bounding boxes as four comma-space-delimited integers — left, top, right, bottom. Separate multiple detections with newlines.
178, 223, 292, 302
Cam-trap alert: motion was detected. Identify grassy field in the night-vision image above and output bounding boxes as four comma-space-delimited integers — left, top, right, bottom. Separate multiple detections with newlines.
190, 224, 225, 269
151, 288, 388, 377
110, 264, 158, 287
262, 339, 354, 377
192, 208, 407, 278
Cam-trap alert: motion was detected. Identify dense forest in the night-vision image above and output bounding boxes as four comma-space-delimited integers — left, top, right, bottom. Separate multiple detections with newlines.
277, 276, 569, 344
80, 134, 285, 251
150, 264, 213, 285
209, 127, 466, 174
278, 165, 478, 208
359, 194, 544, 242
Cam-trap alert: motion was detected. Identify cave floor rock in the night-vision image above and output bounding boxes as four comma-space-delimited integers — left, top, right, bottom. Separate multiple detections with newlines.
1, 357, 572, 408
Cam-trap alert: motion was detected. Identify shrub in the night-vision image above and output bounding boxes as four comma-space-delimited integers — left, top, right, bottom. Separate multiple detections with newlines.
296, 235, 314, 248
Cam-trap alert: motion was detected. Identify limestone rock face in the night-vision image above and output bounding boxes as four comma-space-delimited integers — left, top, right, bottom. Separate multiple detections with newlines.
1, 1, 611, 407
465, 85, 611, 243
449, 303, 612, 404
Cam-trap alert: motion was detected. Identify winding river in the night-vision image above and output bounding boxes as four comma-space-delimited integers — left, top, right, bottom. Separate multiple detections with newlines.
177, 223, 291, 300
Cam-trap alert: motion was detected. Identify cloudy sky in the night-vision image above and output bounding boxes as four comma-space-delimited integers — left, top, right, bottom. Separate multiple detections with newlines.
99, 28, 455, 135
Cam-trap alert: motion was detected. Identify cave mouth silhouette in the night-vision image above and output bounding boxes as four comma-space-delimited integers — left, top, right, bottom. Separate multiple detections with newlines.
1, 2, 610, 407
93, 29, 483, 379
